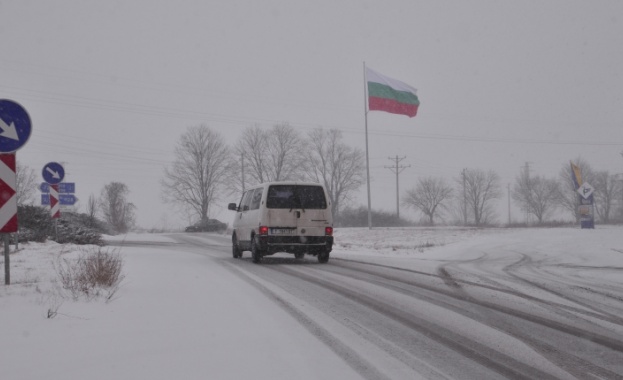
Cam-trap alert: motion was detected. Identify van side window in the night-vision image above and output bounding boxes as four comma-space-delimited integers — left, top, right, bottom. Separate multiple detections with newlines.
239, 190, 253, 211
249, 188, 263, 210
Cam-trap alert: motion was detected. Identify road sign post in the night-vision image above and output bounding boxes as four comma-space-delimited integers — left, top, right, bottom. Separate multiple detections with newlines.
577, 182, 595, 229
0, 99, 32, 285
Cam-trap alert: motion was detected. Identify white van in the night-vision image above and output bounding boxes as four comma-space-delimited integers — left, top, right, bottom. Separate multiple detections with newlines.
227, 182, 333, 263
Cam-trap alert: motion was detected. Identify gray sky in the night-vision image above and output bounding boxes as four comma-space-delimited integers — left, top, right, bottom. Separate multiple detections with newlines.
1, 0, 622, 228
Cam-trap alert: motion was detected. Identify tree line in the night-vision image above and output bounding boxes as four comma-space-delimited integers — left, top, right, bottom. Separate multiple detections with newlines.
162, 124, 622, 228
161, 124, 366, 225
16, 123, 620, 230
402, 157, 623, 226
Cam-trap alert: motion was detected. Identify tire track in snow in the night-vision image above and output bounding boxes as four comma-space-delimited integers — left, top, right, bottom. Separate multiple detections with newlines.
308, 261, 623, 380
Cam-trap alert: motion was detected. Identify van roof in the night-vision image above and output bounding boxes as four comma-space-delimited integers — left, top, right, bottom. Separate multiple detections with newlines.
247, 181, 325, 189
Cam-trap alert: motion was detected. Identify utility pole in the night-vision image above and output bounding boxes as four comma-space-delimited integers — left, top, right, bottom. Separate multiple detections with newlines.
620, 151, 623, 221
384, 156, 410, 218
523, 162, 532, 224
462, 168, 467, 225
241, 154, 245, 193
507, 183, 511, 225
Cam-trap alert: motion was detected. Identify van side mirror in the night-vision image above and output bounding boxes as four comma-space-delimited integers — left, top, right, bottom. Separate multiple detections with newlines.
228, 203, 238, 211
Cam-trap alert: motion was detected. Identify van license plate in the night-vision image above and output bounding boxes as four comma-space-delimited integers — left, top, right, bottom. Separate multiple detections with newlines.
271, 228, 295, 235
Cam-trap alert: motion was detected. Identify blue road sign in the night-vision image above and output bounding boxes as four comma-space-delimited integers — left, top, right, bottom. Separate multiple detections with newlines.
40, 182, 75, 194
0, 99, 32, 153
42, 162, 65, 184
41, 194, 77, 206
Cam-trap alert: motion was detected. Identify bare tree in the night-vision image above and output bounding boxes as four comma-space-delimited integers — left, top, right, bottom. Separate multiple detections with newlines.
458, 168, 501, 225
403, 177, 453, 225
236, 124, 269, 185
236, 123, 305, 186
99, 182, 136, 234
592, 171, 620, 223
16, 161, 37, 205
558, 157, 595, 222
162, 125, 234, 222
512, 170, 560, 224
85, 193, 98, 228
303, 128, 365, 223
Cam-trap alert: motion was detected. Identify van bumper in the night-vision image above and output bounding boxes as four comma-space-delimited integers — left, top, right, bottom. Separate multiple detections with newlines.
258, 235, 333, 254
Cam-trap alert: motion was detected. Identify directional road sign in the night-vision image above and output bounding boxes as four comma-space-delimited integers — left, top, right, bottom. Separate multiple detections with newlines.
42, 162, 65, 185
577, 182, 595, 200
40, 182, 75, 194
0, 99, 32, 153
41, 194, 77, 206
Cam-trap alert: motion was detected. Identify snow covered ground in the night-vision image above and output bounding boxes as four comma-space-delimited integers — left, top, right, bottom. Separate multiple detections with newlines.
1, 226, 622, 379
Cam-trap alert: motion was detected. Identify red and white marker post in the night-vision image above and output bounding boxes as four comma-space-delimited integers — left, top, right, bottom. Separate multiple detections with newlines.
49, 184, 60, 240
0, 154, 17, 233
0, 153, 17, 285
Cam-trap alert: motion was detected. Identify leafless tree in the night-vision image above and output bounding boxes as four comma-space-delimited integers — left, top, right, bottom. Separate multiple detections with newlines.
16, 161, 37, 205
402, 177, 453, 225
558, 157, 595, 222
236, 124, 268, 186
162, 125, 234, 222
85, 193, 98, 228
458, 168, 501, 225
592, 171, 620, 223
236, 123, 305, 187
512, 170, 561, 224
99, 182, 135, 234
303, 128, 365, 223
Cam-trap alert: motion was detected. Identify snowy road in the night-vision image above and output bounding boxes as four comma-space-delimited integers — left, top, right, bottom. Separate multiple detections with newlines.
4, 228, 622, 379
167, 231, 623, 380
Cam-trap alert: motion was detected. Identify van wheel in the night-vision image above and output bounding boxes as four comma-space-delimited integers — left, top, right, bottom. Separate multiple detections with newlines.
294, 252, 305, 260
251, 237, 263, 264
317, 249, 330, 263
232, 234, 242, 259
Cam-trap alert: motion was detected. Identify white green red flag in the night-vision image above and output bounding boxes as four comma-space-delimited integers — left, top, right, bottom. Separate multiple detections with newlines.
366, 67, 419, 118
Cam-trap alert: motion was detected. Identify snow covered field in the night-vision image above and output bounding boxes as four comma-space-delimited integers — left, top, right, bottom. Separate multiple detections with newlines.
2, 226, 622, 379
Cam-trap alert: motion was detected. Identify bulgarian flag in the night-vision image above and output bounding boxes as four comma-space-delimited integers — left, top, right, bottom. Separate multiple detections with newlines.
366, 67, 420, 118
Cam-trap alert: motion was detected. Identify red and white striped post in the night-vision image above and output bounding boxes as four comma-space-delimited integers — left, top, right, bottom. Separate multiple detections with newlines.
49, 184, 60, 219
49, 184, 60, 241
0, 153, 17, 285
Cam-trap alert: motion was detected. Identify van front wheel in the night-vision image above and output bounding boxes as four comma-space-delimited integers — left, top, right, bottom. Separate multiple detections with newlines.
251, 237, 263, 264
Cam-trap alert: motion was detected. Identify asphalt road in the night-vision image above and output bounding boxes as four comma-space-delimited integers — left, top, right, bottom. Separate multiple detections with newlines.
140, 233, 623, 380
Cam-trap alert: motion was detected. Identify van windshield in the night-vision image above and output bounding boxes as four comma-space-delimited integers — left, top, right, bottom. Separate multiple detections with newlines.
266, 185, 327, 209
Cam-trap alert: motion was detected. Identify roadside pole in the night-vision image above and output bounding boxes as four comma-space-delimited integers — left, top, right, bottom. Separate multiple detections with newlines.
3, 234, 9, 285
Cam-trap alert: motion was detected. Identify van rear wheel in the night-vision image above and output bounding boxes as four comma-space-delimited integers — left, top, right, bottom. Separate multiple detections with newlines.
317, 249, 330, 263
232, 234, 242, 259
251, 237, 263, 263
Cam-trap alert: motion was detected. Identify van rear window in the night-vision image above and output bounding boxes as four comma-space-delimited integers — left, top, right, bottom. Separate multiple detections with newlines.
266, 185, 327, 209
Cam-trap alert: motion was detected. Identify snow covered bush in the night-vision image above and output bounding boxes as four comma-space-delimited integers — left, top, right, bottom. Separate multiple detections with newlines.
16, 205, 107, 245
55, 246, 124, 301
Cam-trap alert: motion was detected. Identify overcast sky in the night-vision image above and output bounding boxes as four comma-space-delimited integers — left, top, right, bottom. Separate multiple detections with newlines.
1, 0, 622, 228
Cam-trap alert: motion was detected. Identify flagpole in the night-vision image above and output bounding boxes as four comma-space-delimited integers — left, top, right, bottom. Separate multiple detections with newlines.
363, 61, 372, 230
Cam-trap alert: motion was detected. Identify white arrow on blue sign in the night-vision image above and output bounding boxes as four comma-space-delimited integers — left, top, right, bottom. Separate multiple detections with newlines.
41, 194, 77, 206
42, 162, 65, 185
0, 99, 32, 153
40, 182, 75, 194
